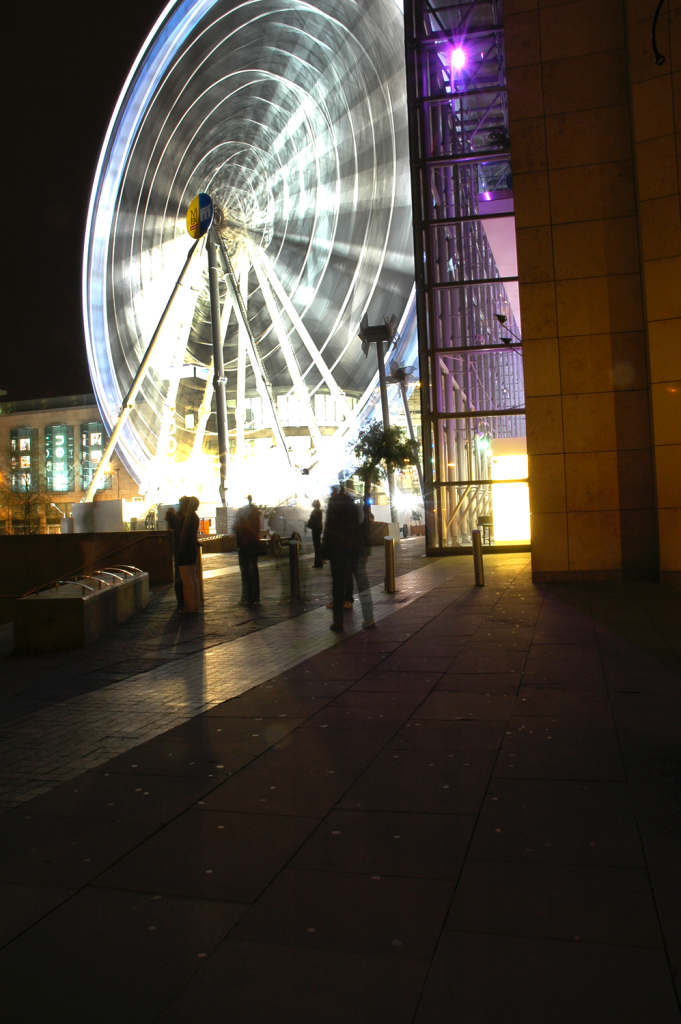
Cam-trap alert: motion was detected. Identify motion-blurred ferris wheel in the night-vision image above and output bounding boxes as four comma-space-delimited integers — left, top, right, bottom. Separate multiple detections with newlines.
83, 0, 414, 506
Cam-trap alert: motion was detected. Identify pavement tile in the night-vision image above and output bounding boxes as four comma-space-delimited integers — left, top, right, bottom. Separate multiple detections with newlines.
88, 735, 255, 778
349, 670, 442, 692
418, 616, 486, 637
329, 691, 426, 711
414, 932, 680, 1024
494, 716, 625, 781
253, 728, 388, 774
197, 768, 357, 816
448, 650, 527, 673
0, 813, 162, 888
164, 716, 302, 749
388, 720, 506, 752
261, 676, 352, 698
199, 692, 332, 719
0, 886, 246, 1024
228, 868, 453, 960
6, 772, 219, 823
468, 780, 645, 867
435, 672, 521, 694
155, 940, 428, 1024
521, 664, 606, 689
301, 705, 413, 731
0, 883, 75, 948
291, 809, 474, 879
446, 860, 662, 947
339, 750, 495, 814
514, 688, 611, 717
95, 809, 319, 903
417, 692, 515, 720
376, 655, 457, 673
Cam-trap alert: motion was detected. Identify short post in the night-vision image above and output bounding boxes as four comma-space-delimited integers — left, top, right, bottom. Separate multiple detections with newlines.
472, 529, 485, 586
289, 539, 301, 599
384, 535, 396, 593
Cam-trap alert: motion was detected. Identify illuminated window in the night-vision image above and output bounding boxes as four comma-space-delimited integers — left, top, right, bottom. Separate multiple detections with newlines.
9, 428, 38, 492
45, 424, 75, 493
80, 421, 111, 490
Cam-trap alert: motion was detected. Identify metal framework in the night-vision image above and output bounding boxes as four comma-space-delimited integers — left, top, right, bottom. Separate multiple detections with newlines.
404, 0, 526, 549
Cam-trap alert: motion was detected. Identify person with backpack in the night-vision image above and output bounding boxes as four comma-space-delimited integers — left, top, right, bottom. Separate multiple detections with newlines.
234, 495, 262, 606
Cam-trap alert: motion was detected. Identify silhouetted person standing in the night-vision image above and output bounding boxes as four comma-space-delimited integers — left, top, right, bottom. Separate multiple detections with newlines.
165, 495, 189, 610
235, 495, 261, 606
307, 499, 324, 567
174, 496, 201, 613
322, 485, 374, 632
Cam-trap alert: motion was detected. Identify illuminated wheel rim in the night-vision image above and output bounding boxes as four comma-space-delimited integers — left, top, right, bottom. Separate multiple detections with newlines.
83, 0, 413, 499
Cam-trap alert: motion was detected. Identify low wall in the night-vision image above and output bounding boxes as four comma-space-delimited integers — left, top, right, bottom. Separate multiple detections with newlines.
0, 532, 173, 625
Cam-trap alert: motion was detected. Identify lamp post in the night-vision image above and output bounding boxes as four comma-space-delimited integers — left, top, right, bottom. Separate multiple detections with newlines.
385, 362, 425, 498
358, 313, 398, 523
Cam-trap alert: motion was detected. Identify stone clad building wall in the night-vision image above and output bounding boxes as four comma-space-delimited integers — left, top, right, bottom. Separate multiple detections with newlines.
505, 0, 680, 580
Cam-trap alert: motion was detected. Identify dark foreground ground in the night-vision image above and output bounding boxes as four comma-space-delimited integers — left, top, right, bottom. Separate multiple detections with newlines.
0, 549, 680, 1022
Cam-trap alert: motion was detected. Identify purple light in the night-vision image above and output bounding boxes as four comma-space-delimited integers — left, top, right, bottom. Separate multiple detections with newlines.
451, 47, 466, 70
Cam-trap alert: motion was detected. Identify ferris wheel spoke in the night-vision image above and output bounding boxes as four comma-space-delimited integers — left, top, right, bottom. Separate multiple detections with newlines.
235, 251, 249, 464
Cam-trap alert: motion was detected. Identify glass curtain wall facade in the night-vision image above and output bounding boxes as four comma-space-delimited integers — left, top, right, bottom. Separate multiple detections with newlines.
404, 0, 527, 551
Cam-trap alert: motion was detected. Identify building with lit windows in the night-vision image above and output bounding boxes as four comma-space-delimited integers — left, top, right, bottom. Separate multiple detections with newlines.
0, 395, 138, 533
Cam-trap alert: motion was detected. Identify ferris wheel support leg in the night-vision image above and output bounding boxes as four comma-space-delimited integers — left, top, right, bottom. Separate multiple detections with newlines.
83, 239, 200, 503
208, 231, 229, 507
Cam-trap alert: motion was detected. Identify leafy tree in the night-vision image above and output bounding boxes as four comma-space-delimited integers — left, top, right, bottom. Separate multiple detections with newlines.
353, 423, 414, 500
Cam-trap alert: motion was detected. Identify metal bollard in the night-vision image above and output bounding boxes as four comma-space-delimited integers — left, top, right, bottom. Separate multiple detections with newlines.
384, 536, 396, 593
289, 539, 301, 599
472, 529, 485, 587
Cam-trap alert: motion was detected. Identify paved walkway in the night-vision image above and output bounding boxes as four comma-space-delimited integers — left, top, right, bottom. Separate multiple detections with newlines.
0, 552, 680, 1022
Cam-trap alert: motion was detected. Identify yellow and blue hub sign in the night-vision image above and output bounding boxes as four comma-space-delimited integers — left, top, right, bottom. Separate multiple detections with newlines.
186, 192, 214, 238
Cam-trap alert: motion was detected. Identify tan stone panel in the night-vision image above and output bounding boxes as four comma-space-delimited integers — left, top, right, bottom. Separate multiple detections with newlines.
619, 509, 658, 571
526, 395, 565, 454
542, 50, 628, 115
631, 77, 675, 142
523, 337, 561, 396
563, 392, 617, 453
638, 196, 681, 260
516, 225, 554, 283
530, 512, 569, 571
505, 10, 542, 68
539, 0, 624, 61
507, 64, 545, 121
518, 281, 558, 339
644, 256, 681, 321
545, 106, 632, 169
655, 444, 681, 508
615, 448, 655, 509
552, 217, 640, 279
658, 508, 681, 571
556, 275, 643, 336
549, 161, 636, 223
565, 451, 619, 511
648, 318, 681, 382
529, 453, 566, 512
651, 380, 681, 444
513, 171, 551, 227
613, 390, 652, 450
674, 78, 681, 132
634, 136, 679, 201
567, 510, 622, 571
612, 332, 649, 391
559, 334, 617, 392
509, 118, 548, 173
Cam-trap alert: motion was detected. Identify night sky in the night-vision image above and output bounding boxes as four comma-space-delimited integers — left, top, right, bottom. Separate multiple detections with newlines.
4, 1, 165, 401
